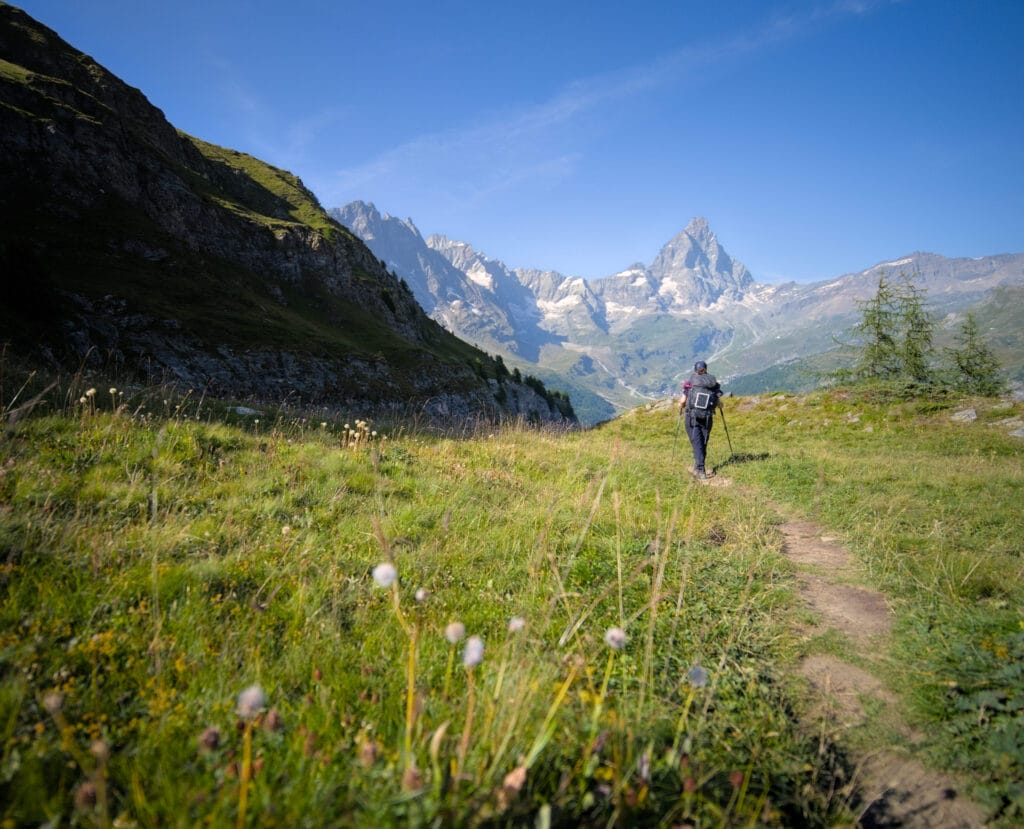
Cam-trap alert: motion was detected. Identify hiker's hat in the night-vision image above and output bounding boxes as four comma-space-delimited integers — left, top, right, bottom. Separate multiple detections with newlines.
694, 360, 707, 371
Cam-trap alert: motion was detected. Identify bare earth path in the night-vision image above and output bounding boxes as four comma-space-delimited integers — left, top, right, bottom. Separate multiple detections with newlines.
774, 510, 988, 828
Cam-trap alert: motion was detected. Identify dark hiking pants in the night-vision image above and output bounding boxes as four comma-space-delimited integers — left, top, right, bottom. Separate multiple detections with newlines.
686, 410, 713, 471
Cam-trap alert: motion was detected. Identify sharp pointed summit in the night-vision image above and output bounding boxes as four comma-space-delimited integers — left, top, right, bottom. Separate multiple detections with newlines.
647, 217, 754, 307
333, 200, 1024, 423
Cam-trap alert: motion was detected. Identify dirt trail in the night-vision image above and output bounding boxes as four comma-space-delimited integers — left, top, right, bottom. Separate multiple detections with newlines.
775, 512, 988, 828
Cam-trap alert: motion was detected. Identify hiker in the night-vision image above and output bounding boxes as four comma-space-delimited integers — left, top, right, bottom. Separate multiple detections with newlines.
679, 360, 722, 479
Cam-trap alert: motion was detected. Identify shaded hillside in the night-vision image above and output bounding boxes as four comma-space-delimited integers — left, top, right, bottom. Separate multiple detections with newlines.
0, 4, 572, 423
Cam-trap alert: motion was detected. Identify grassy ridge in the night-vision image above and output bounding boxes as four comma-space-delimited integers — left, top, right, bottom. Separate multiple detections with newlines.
0, 381, 1020, 825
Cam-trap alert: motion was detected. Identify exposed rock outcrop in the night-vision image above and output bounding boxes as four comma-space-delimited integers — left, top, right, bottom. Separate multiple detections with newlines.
0, 5, 574, 425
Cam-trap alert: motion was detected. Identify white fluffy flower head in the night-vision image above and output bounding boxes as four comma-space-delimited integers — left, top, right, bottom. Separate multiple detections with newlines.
463, 635, 484, 668
686, 665, 708, 688
445, 621, 466, 644
372, 562, 397, 589
604, 627, 627, 651
237, 684, 266, 719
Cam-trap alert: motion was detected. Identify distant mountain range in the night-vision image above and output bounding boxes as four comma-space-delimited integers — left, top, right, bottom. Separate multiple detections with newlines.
0, 4, 574, 425
334, 201, 1024, 423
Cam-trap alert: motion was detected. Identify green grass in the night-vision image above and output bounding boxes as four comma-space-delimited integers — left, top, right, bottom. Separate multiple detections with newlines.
0, 382, 846, 827
183, 136, 346, 242
1, 381, 1021, 825
723, 389, 1024, 822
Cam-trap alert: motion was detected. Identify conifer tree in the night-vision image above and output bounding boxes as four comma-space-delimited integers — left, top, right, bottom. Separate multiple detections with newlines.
895, 272, 935, 385
851, 274, 900, 381
944, 312, 1005, 396
841, 270, 939, 392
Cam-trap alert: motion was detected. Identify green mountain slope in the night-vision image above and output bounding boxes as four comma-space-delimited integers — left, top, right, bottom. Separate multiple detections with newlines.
0, 3, 573, 422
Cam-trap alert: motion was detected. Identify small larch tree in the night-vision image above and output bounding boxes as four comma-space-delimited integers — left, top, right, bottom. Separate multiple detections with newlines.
894, 272, 936, 385
842, 270, 939, 392
851, 273, 902, 381
944, 312, 1005, 396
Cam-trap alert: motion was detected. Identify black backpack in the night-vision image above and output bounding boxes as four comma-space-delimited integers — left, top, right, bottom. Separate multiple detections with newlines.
685, 374, 720, 415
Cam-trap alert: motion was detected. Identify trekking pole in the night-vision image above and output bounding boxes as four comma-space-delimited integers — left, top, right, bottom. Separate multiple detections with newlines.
672, 405, 684, 459
718, 402, 734, 457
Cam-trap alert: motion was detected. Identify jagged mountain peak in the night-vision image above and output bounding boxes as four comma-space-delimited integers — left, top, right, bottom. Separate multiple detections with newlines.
426, 234, 474, 255
335, 200, 422, 242
684, 216, 711, 237
646, 217, 754, 306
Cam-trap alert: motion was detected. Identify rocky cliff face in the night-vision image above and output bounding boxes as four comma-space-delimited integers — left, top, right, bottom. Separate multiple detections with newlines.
0, 5, 573, 425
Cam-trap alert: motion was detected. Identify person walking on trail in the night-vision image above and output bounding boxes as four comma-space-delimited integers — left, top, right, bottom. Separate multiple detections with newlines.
679, 360, 722, 480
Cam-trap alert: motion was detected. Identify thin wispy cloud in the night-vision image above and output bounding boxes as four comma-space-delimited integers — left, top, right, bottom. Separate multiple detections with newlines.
324, 0, 889, 209
203, 51, 347, 174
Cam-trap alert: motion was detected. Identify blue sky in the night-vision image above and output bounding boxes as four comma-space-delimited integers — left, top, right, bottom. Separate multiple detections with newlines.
15, 0, 1024, 283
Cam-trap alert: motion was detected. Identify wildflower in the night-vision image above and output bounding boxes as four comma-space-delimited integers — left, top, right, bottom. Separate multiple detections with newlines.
501, 765, 528, 807
372, 562, 397, 589
414, 587, 430, 603
686, 665, 708, 688
358, 737, 379, 767
90, 739, 110, 763
604, 627, 627, 650
638, 751, 651, 784
109, 387, 117, 395
198, 726, 222, 752
74, 780, 97, 810
320, 422, 327, 428
86, 388, 96, 397
445, 621, 466, 644
42, 691, 63, 715
237, 685, 266, 720
508, 616, 526, 633
303, 730, 318, 756
281, 525, 292, 536
402, 764, 423, 791
463, 635, 484, 668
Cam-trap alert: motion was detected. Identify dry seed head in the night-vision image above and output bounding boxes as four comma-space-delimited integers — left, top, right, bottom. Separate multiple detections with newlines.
372, 562, 397, 588
264, 708, 284, 732
74, 780, 97, 810
508, 616, 526, 633
237, 685, 266, 719
686, 665, 708, 688
42, 691, 64, 715
463, 635, 484, 668
402, 764, 424, 791
604, 627, 627, 650
198, 726, 221, 752
358, 738, 379, 767
445, 621, 466, 644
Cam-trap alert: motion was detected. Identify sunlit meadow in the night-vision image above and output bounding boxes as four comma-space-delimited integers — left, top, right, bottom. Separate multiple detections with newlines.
1, 375, 1020, 825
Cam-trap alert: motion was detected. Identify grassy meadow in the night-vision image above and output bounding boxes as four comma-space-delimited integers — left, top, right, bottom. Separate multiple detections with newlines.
0, 377, 1021, 826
